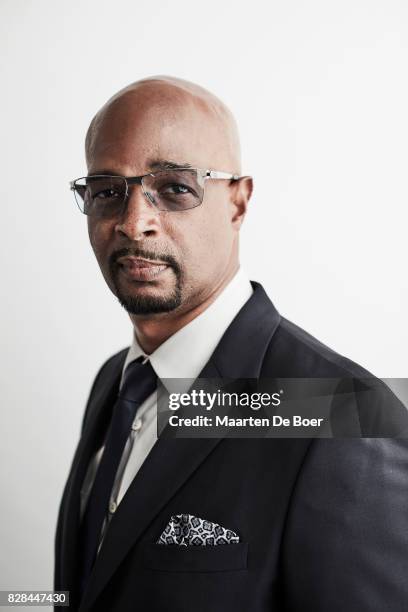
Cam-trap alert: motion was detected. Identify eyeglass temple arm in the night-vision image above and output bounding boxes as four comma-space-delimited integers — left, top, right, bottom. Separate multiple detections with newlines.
207, 170, 241, 181
69, 172, 240, 189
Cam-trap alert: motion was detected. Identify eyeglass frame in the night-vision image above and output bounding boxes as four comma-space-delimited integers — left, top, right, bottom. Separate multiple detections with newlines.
69, 167, 242, 215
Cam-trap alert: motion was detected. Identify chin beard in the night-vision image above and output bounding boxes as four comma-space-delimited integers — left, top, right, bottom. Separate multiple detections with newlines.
108, 247, 183, 315
112, 266, 183, 315
115, 283, 183, 315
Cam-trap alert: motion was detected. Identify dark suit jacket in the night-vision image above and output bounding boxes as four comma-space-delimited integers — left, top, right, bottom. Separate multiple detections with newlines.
54, 282, 408, 611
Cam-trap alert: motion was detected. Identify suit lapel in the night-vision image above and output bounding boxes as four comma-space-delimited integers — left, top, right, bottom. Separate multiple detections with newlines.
79, 282, 281, 611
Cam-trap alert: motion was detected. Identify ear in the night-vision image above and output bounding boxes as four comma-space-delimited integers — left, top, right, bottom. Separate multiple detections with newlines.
229, 176, 253, 228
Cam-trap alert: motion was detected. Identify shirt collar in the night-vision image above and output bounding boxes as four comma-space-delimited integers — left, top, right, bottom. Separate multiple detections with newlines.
122, 267, 253, 386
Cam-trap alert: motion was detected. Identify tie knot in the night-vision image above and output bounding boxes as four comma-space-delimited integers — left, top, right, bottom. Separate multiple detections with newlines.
119, 357, 157, 403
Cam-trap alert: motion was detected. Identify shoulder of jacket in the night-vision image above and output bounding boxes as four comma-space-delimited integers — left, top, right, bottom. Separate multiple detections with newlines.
262, 315, 374, 378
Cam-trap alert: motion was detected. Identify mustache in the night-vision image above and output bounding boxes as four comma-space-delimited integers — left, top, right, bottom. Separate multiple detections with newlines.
109, 247, 180, 272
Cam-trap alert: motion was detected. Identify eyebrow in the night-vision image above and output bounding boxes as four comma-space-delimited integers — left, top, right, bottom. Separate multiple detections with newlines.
147, 159, 194, 171
88, 159, 194, 177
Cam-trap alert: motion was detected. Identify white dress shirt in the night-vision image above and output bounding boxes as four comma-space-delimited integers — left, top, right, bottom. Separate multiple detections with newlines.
80, 267, 253, 549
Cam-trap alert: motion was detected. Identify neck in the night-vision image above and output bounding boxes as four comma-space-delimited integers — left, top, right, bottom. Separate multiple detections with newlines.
129, 264, 240, 354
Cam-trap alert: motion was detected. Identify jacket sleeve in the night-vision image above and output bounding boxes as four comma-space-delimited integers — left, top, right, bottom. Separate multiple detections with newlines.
282, 438, 408, 612
54, 350, 126, 596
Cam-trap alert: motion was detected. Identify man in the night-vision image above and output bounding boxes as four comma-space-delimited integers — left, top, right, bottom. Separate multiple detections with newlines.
55, 76, 408, 611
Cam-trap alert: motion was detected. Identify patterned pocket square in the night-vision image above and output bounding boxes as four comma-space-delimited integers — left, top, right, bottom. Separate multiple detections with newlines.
157, 513, 240, 546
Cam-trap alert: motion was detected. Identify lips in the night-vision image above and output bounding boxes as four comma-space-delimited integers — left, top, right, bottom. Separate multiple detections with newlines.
116, 256, 169, 282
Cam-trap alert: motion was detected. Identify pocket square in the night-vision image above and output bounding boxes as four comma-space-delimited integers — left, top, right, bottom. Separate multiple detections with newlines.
157, 513, 240, 546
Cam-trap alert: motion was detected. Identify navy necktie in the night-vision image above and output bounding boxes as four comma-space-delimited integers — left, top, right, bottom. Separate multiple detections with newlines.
79, 356, 157, 596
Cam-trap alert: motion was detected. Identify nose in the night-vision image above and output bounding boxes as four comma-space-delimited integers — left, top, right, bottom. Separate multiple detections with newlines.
114, 184, 160, 241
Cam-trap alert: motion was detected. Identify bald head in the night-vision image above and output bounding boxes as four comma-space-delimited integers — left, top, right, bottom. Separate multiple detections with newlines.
85, 75, 242, 175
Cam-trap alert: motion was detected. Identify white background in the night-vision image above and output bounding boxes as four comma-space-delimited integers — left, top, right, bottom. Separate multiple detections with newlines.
1, 0, 407, 597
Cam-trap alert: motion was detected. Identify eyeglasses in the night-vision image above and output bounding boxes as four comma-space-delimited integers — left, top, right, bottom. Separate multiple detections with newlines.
70, 167, 240, 216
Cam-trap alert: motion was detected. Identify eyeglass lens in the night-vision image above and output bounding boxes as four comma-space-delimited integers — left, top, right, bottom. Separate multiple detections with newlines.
73, 170, 205, 216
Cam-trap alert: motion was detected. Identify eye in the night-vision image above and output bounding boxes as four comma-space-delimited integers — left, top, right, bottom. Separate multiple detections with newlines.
161, 183, 194, 196
93, 188, 120, 200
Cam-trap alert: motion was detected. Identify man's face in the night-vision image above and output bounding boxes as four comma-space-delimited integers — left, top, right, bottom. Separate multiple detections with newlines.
86, 90, 245, 318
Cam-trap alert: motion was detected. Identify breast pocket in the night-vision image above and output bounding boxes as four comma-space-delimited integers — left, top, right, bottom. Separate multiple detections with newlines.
142, 542, 248, 572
